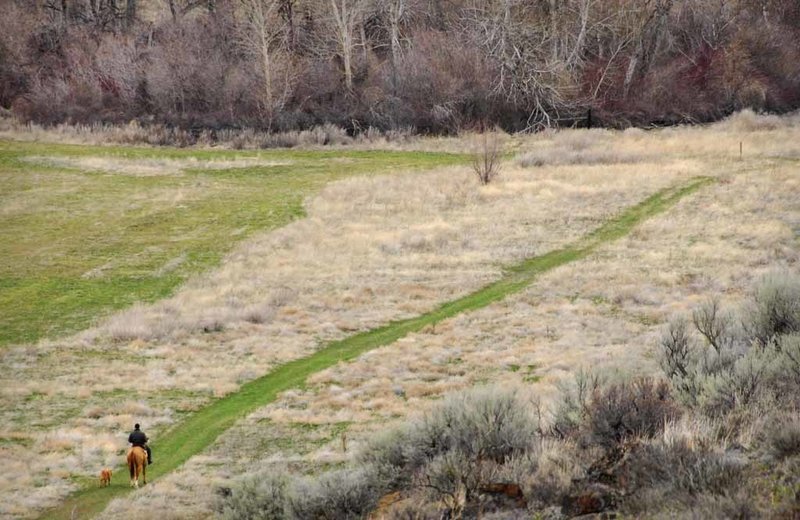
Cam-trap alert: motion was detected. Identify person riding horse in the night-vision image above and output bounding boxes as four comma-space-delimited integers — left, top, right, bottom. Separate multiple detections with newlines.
128, 423, 152, 465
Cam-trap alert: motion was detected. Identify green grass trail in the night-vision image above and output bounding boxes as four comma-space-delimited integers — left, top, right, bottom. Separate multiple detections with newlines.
39, 176, 713, 520
0, 140, 466, 346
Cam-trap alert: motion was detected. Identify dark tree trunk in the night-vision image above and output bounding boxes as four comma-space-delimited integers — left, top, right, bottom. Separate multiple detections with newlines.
168, 0, 177, 21
126, 0, 136, 27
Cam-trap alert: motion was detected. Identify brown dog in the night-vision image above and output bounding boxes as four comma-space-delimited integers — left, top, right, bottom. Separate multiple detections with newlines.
100, 468, 112, 487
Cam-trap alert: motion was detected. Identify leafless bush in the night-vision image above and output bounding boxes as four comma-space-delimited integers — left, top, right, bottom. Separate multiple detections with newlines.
660, 318, 695, 380
472, 133, 502, 185
692, 299, 735, 352
583, 378, 681, 449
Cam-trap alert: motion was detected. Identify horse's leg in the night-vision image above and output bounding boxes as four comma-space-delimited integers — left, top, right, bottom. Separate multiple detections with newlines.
129, 459, 135, 487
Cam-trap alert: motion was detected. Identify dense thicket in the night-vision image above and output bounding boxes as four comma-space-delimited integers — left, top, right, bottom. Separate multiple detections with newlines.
2, 0, 799, 134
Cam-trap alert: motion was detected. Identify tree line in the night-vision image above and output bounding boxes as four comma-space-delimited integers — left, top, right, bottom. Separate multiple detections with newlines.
1, 0, 798, 134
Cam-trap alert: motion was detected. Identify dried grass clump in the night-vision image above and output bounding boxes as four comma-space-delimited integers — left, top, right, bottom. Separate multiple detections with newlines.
517, 148, 645, 167
516, 129, 647, 167
105, 304, 176, 341
716, 109, 799, 132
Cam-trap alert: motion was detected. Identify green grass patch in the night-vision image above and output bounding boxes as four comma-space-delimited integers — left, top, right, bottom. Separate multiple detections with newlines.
39, 175, 713, 520
0, 140, 466, 347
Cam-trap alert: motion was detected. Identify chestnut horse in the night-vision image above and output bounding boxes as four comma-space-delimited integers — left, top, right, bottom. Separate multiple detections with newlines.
126, 446, 147, 488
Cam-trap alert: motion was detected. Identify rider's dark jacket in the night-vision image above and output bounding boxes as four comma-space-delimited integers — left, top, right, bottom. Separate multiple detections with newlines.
129, 430, 148, 446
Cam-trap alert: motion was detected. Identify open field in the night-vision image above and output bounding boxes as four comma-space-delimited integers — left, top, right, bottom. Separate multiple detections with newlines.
0, 140, 466, 346
0, 111, 798, 519
41, 177, 710, 519
94, 118, 798, 518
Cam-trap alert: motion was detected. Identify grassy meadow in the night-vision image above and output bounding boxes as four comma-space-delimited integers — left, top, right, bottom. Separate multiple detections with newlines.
0, 111, 798, 519
0, 140, 465, 346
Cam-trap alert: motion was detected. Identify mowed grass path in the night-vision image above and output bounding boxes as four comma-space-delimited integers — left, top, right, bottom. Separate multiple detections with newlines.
40, 176, 713, 519
0, 140, 466, 347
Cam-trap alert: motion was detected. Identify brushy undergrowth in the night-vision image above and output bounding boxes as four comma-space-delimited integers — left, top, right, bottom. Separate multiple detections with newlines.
219, 272, 800, 519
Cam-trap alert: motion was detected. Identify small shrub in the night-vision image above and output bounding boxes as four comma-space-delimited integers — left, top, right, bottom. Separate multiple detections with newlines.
551, 370, 605, 439
358, 427, 414, 489
216, 472, 289, 520
761, 414, 800, 461
414, 450, 474, 511
500, 440, 578, 510
240, 303, 276, 324
288, 467, 383, 520
692, 299, 734, 353
696, 349, 771, 416
744, 272, 800, 348
583, 378, 681, 449
105, 303, 174, 341
778, 334, 800, 379
358, 386, 538, 507
660, 318, 694, 380
687, 492, 761, 520
472, 133, 501, 185
625, 438, 746, 500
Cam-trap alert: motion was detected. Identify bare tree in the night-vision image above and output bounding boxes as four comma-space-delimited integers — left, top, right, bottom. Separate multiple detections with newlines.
462, 0, 570, 128
239, 0, 292, 126
328, 0, 365, 90
378, 0, 408, 88
472, 132, 501, 185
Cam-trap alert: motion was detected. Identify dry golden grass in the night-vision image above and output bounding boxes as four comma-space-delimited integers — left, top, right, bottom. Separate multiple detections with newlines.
2, 111, 799, 517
